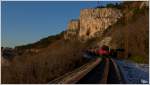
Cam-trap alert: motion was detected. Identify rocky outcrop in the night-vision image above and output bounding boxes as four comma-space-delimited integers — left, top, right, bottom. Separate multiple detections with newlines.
67, 19, 79, 30
97, 37, 112, 48
64, 19, 79, 40
79, 8, 122, 40
64, 8, 122, 40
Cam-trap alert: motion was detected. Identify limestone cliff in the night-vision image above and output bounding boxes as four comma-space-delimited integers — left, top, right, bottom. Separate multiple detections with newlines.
64, 8, 122, 40
64, 19, 79, 40
79, 8, 122, 39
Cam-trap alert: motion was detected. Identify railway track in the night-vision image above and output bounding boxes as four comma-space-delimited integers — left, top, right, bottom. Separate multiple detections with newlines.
107, 58, 124, 84
49, 58, 124, 84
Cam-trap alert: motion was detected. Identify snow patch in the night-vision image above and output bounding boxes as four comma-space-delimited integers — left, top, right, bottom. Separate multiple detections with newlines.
114, 59, 149, 84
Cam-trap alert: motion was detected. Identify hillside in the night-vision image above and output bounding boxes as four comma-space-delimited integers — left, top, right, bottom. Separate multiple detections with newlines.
15, 31, 65, 51
102, 1, 149, 63
2, 1, 149, 84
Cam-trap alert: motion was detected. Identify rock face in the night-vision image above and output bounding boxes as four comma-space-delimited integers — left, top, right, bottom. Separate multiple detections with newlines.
97, 37, 112, 47
64, 8, 122, 40
64, 19, 79, 40
67, 19, 79, 30
79, 8, 122, 39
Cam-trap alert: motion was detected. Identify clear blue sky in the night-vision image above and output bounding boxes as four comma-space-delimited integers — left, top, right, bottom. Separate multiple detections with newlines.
2, 1, 121, 48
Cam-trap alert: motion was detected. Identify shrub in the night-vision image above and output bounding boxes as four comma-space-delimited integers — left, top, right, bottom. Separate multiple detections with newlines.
132, 8, 141, 14
128, 56, 147, 64
106, 3, 116, 8
95, 6, 105, 9
2, 39, 88, 84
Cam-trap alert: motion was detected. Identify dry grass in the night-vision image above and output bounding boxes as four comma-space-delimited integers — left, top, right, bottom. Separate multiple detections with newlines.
103, 7, 149, 63
2, 39, 88, 84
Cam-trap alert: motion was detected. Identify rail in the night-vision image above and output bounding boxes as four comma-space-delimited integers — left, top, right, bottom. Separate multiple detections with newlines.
49, 58, 101, 84
49, 58, 124, 84
99, 58, 109, 83
110, 58, 123, 83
